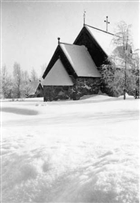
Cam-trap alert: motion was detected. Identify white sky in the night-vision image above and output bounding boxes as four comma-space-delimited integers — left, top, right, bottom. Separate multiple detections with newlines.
1, 0, 140, 77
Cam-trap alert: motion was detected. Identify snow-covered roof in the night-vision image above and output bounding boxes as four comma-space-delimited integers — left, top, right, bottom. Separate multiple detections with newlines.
86, 25, 115, 56
60, 43, 101, 77
42, 59, 74, 86
29, 80, 41, 95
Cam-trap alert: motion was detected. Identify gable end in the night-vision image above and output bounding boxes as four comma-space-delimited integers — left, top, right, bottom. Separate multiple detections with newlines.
42, 45, 77, 79
74, 26, 108, 67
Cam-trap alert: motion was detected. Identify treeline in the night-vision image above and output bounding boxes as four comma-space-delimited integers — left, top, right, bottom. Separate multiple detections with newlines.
1, 62, 39, 99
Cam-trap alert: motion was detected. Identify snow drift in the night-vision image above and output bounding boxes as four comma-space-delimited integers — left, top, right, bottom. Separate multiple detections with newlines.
1, 95, 139, 203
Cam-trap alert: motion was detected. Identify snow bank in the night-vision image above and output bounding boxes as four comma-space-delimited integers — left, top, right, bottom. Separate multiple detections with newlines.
1, 96, 139, 203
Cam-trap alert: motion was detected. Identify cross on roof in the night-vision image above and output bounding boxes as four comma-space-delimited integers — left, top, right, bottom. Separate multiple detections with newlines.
104, 16, 110, 32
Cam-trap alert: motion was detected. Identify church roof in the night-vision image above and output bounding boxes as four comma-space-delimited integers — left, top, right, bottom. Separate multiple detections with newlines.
42, 59, 74, 86
60, 43, 101, 77
28, 80, 42, 95
42, 24, 115, 80
85, 25, 115, 56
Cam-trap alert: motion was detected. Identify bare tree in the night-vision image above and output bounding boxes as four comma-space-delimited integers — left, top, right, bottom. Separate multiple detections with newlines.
130, 49, 140, 98
22, 70, 31, 97
30, 68, 38, 82
101, 21, 139, 98
13, 62, 22, 98
113, 21, 133, 99
1, 65, 13, 98
40, 63, 47, 77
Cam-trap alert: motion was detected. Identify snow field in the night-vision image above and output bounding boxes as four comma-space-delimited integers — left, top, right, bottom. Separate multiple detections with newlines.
1, 95, 139, 203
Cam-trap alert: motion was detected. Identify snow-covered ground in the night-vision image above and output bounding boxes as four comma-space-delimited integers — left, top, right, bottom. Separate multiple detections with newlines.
1, 95, 140, 203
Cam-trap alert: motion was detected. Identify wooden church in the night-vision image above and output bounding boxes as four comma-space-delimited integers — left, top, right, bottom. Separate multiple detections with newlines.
42, 19, 115, 101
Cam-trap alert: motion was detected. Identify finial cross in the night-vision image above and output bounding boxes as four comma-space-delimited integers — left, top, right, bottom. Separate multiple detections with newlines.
104, 16, 110, 32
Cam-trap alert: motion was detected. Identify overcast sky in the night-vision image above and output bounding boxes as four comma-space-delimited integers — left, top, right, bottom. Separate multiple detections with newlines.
1, 1, 139, 77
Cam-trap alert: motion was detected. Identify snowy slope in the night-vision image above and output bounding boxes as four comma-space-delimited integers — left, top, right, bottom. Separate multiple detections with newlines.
86, 26, 115, 56
60, 44, 101, 77
1, 95, 139, 203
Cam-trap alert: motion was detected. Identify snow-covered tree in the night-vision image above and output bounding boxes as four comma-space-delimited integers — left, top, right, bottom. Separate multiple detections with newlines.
12, 62, 23, 98
101, 21, 139, 98
30, 68, 38, 82
1, 65, 13, 98
22, 70, 31, 97
40, 63, 47, 77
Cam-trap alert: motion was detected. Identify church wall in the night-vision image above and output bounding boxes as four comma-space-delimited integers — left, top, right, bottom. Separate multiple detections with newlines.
43, 77, 101, 101
73, 77, 101, 99
43, 86, 71, 101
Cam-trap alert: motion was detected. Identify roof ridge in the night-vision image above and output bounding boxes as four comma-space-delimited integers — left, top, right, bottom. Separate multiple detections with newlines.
60, 42, 73, 46
85, 24, 115, 36
60, 42, 85, 47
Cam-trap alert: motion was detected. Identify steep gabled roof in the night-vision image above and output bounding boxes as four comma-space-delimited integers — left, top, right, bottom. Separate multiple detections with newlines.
42, 24, 116, 80
85, 25, 115, 56
42, 45, 76, 79
42, 59, 74, 86
74, 25, 115, 67
29, 80, 43, 95
42, 43, 101, 79
60, 43, 101, 77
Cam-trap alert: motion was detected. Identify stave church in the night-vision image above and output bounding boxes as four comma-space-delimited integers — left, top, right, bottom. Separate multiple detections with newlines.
42, 16, 115, 101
